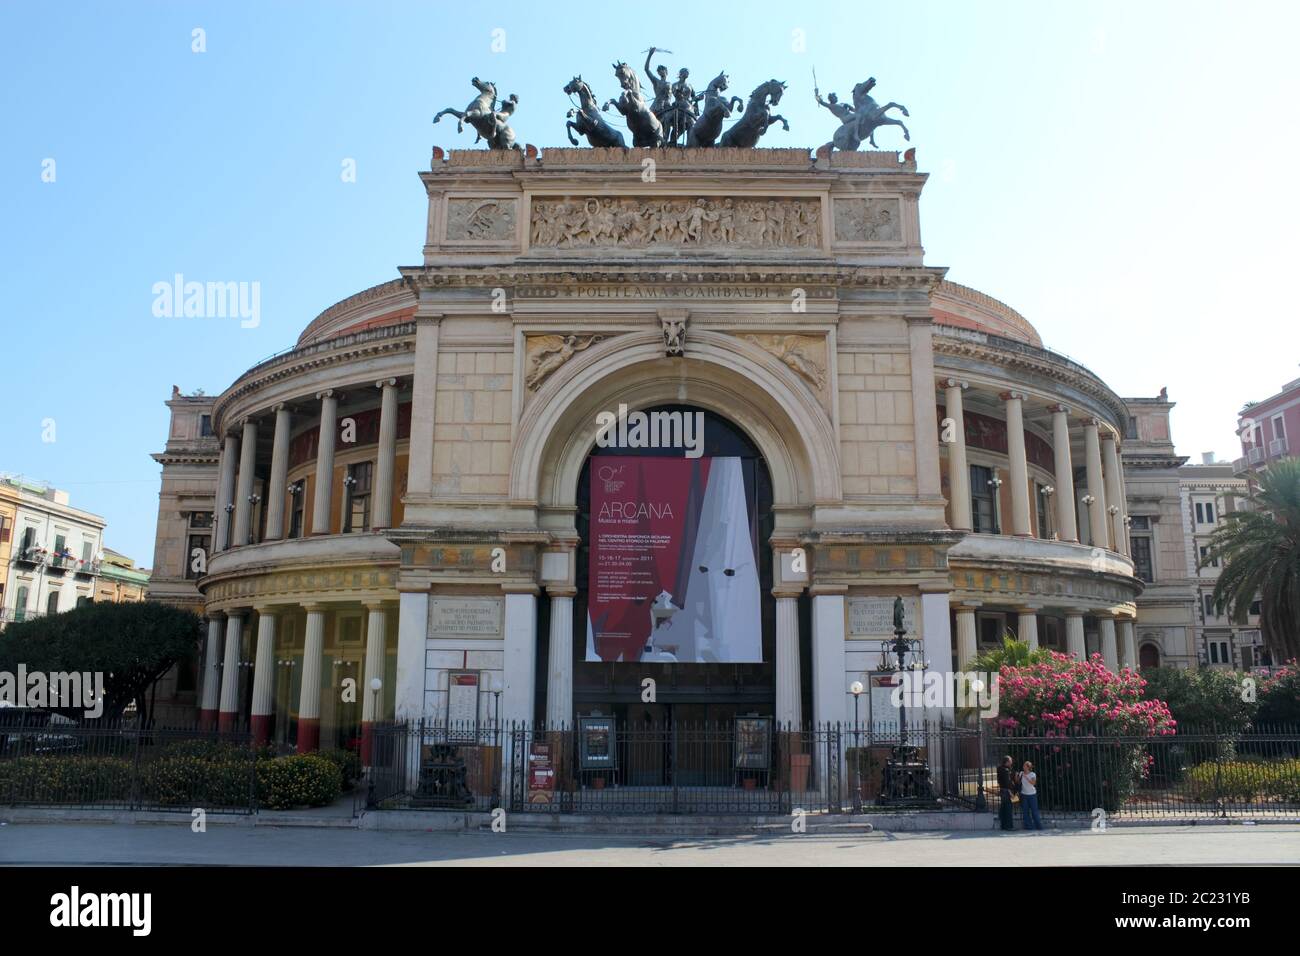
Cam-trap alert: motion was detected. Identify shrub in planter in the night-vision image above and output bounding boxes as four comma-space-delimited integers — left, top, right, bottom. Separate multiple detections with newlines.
140, 754, 254, 808
992, 652, 1176, 812
316, 749, 363, 790
256, 754, 342, 810
0, 755, 134, 804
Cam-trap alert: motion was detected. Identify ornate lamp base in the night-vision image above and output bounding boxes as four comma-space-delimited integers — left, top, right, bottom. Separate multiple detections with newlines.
877, 745, 940, 808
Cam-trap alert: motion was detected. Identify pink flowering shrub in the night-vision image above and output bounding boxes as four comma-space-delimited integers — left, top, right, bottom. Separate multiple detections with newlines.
991, 652, 1176, 811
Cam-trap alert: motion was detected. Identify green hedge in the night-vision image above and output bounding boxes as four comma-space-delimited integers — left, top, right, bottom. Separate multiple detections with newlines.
256, 754, 343, 810
1183, 759, 1300, 803
0, 755, 134, 804
1, 747, 345, 810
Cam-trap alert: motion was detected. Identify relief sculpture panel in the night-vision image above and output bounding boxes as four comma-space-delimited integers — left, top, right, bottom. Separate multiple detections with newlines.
833, 197, 902, 242
445, 198, 518, 241
529, 197, 822, 249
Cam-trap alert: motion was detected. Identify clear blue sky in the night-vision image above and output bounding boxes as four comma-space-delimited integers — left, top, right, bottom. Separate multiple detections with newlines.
3, 1, 1297, 566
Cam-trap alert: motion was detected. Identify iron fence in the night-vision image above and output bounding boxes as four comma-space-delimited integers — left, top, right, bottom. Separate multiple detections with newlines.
983, 723, 1300, 824
0, 717, 257, 814
364, 720, 502, 812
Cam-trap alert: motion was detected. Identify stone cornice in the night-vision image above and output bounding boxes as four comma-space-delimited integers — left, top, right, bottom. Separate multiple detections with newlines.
210, 323, 416, 434
933, 326, 1128, 431
297, 278, 411, 345
401, 264, 946, 293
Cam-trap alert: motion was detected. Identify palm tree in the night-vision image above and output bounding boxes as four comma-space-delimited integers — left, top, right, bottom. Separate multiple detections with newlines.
1202, 458, 1300, 662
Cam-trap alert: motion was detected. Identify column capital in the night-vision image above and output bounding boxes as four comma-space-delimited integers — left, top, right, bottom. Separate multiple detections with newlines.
999, 390, 1027, 402
363, 600, 396, 612
1080, 416, 1101, 429
771, 587, 805, 600
271, 402, 288, 413
1050, 403, 1071, 415
375, 378, 398, 390
315, 388, 335, 401
942, 377, 968, 391
1016, 605, 1044, 613
546, 586, 578, 598
225, 609, 247, 621
1100, 429, 1118, 442
413, 303, 444, 322
956, 601, 982, 610
301, 602, 332, 614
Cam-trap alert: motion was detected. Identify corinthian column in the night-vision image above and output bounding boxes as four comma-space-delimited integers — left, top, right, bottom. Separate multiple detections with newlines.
232, 419, 258, 546
311, 390, 337, 535
218, 611, 244, 733
1101, 433, 1127, 556
1082, 418, 1110, 549
944, 379, 971, 531
774, 590, 803, 726
250, 608, 277, 745
264, 404, 291, 540
298, 605, 327, 752
1051, 405, 1078, 542
1002, 391, 1032, 536
372, 379, 399, 529
214, 434, 238, 551
545, 589, 575, 730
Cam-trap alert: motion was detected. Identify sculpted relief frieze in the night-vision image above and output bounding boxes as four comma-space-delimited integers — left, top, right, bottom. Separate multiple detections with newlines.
445, 198, 518, 241
529, 197, 822, 250
524, 333, 609, 392
742, 333, 830, 402
833, 197, 902, 243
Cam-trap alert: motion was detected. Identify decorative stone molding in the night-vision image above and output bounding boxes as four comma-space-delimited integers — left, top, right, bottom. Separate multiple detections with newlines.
528, 196, 822, 249
661, 310, 688, 356
445, 198, 518, 241
534, 147, 817, 167
524, 333, 607, 391
832, 197, 902, 242
743, 333, 828, 394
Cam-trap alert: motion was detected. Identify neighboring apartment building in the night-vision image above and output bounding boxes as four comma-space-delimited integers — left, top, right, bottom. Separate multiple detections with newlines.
0, 474, 106, 626
1120, 391, 1198, 668
0, 480, 18, 613
96, 548, 151, 604
1179, 455, 1267, 670
146, 387, 219, 614
1235, 373, 1299, 476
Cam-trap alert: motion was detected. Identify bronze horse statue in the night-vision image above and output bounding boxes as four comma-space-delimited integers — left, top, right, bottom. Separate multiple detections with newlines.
602, 61, 663, 148
850, 78, 910, 147
687, 71, 744, 148
433, 77, 521, 150
564, 76, 625, 148
719, 79, 789, 148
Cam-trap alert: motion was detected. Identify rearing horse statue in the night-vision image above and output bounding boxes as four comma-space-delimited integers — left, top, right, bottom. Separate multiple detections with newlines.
433, 77, 522, 151
564, 76, 625, 148
686, 71, 744, 148
850, 77, 910, 148
602, 61, 663, 148
719, 79, 789, 149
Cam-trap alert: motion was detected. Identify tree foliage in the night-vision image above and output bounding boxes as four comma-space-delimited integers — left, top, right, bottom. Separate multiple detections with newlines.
1203, 458, 1300, 662
0, 601, 201, 723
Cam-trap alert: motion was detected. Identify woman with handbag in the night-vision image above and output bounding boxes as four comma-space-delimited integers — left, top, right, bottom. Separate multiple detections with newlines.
996, 755, 1017, 831
1017, 761, 1043, 830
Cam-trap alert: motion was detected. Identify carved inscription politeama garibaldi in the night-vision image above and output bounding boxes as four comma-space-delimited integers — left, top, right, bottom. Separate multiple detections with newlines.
529, 196, 822, 249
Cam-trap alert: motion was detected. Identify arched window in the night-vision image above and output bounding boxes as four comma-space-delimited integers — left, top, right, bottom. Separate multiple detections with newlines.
1139, 642, 1161, 669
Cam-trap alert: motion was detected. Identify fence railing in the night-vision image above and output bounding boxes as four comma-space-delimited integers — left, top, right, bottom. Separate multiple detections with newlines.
0, 718, 257, 814
7, 717, 1299, 822
983, 723, 1300, 822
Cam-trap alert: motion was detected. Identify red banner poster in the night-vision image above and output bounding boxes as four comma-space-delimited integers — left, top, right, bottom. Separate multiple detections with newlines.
586, 456, 761, 663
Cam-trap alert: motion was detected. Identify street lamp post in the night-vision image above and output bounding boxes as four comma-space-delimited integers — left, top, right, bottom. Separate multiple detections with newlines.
876, 597, 938, 807
850, 680, 864, 813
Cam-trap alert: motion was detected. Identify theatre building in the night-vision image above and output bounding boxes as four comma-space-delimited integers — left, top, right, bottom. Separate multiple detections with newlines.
150, 145, 1143, 756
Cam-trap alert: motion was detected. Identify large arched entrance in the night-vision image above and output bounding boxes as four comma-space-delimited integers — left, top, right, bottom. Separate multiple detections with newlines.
565, 405, 786, 731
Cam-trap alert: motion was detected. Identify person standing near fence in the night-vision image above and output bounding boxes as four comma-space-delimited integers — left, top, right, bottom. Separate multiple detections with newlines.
996, 755, 1016, 831
1017, 760, 1043, 830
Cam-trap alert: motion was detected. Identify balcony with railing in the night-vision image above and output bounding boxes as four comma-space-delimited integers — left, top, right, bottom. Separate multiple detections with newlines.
13, 546, 48, 568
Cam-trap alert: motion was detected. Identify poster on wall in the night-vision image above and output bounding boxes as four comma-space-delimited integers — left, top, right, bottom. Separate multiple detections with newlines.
587, 455, 761, 663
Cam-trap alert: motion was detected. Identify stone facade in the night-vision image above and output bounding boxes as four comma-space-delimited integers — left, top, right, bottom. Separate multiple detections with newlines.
151, 145, 1148, 757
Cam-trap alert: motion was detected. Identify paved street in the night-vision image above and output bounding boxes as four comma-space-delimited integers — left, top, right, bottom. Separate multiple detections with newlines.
2, 822, 1297, 866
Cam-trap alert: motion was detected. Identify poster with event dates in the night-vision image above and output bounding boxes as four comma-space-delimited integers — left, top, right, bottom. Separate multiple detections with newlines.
587, 456, 761, 664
